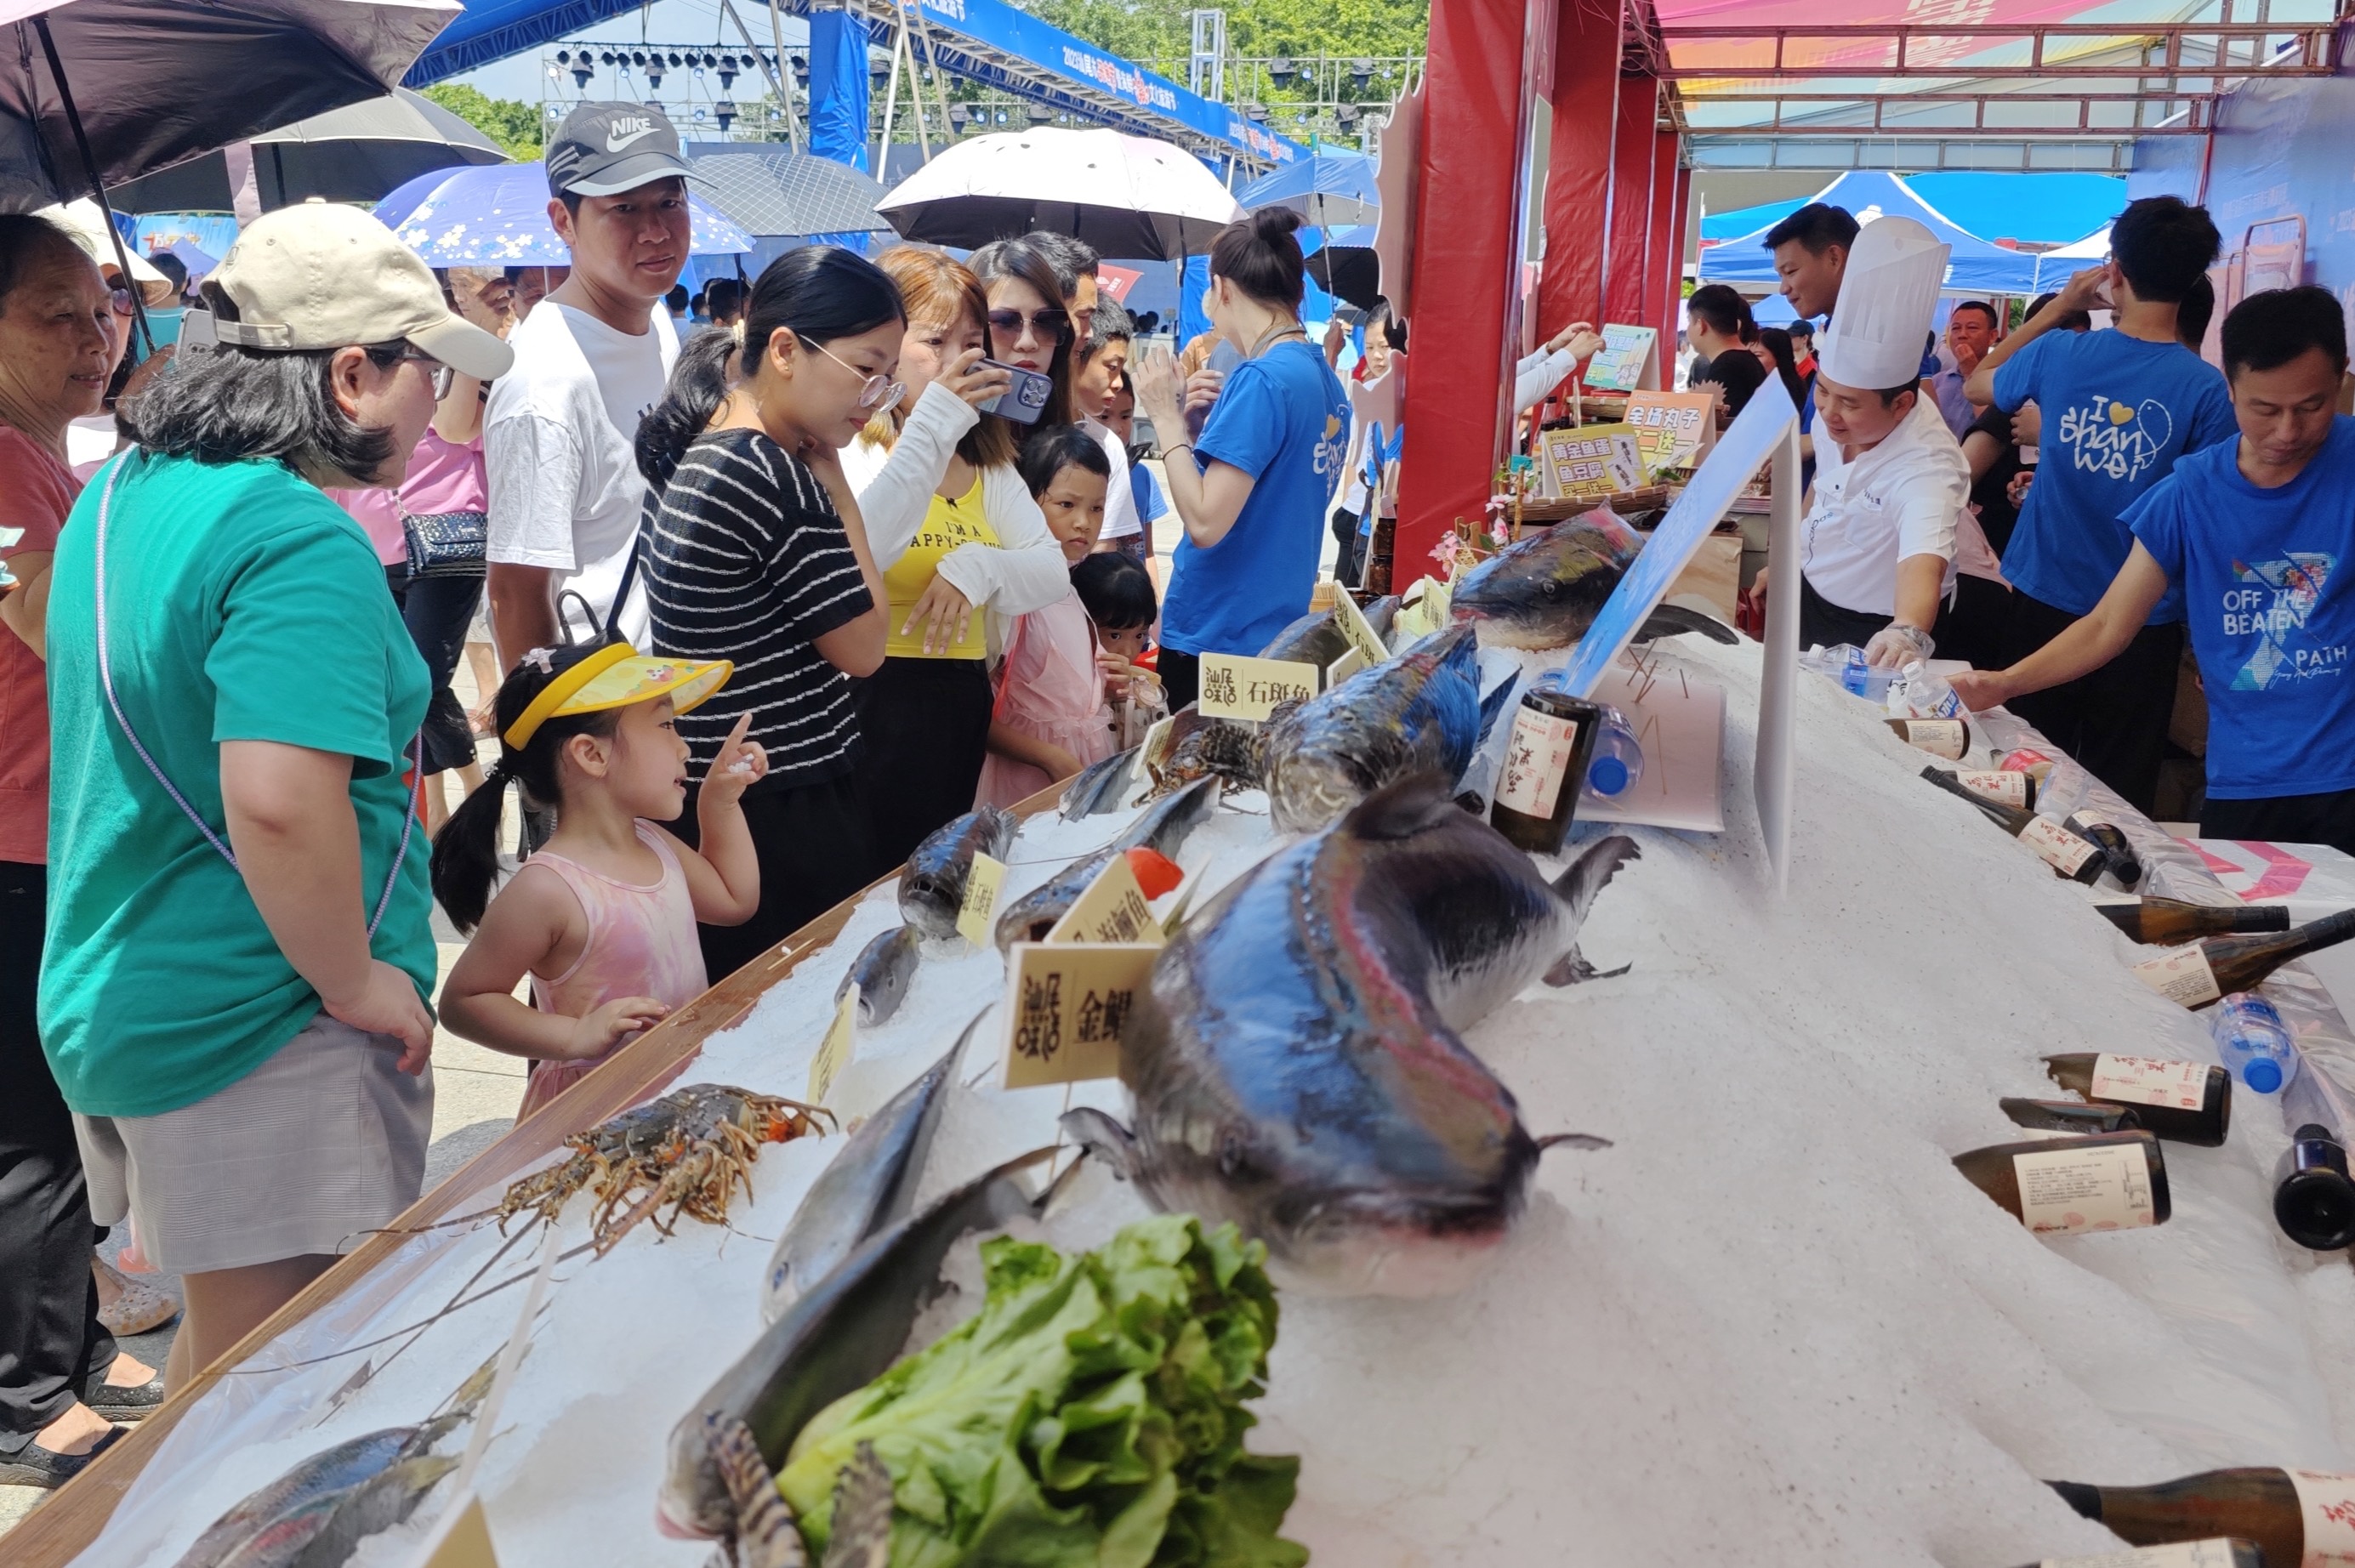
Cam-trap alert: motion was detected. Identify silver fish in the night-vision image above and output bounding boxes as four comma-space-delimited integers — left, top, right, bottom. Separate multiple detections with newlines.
760, 1033, 962, 1322
213, 1456, 458, 1568
1261, 622, 1482, 835
175, 1430, 424, 1568
1451, 508, 1737, 650
897, 807, 1016, 940
833, 926, 920, 1028
993, 777, 1219, 953
661, 1150, 1067, 1542
1059, 747, 1140, 820
1065, 773, 1633, 1298
1257, 607, 1354, 668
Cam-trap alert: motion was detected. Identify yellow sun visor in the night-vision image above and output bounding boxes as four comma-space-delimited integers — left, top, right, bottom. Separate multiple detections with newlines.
502, 643, 733, 750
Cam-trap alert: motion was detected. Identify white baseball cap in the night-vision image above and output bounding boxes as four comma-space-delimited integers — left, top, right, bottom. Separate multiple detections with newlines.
207, 202, 513, 381
36, 199, 168, 286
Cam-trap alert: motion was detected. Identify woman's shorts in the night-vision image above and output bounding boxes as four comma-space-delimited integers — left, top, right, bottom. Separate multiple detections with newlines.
73, 1013, 432, 1275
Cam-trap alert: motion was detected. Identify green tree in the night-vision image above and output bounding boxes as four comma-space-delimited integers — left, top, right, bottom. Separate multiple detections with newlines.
420, 83, 544, 161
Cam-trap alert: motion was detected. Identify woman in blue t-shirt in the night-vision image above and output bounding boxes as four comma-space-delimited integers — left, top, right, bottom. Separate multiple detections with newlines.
1132, 211, 1350, 711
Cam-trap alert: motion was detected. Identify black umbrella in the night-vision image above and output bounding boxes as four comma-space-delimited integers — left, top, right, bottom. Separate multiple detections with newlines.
1308, 235, 1381, 312
108, 88, 507, 214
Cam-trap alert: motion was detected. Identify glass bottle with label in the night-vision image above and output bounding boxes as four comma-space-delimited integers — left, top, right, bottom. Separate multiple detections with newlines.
1920, 767, 2104, 883
2275, 1124, 2355, 1251
1489, 686, 1604, 855
2124, 908, 2355, 1011
2096, 897, 2290, 946
2043, 1054, 2230, 1145
2046, 1468, 2355, 1568
1887, 716, 1971, 759
1999, 1097, 2142, 1136
2065, 811, 2143, 887
1953, 1129, 2170, 1234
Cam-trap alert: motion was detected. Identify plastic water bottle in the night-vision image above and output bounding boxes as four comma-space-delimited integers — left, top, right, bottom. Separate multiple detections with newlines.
1584, 706, 1645, 800
2211, 992, 2301, 1094
1898, 660, 1966, 719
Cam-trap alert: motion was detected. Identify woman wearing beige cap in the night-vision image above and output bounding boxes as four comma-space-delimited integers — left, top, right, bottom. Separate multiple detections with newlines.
38, 203, 512, 1389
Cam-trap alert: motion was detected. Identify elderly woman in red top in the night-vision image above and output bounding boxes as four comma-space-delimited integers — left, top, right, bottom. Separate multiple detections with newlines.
0, 213, 168, 1488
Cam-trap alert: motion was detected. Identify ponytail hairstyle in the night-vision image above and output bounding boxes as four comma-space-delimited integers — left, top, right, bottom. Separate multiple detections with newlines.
1209, 209, 1308, 313
970, 236, 1076, 426
1686, 284, 1758, 346
430, 645, 628, 934
634, 246, 906, 491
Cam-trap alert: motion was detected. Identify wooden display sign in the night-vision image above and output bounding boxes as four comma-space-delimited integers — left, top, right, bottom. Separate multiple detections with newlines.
1539, 423, 1645, 500
808, 983, 857, 1103
1623, 390, 1717, 479
1333, 591, 1390, 668
1197, 652, 1320, 721
956, 852, 1006, 945
1581, 324, 1659, 392
1046, 852, 1164, 946
1000, 941, 1160, 1088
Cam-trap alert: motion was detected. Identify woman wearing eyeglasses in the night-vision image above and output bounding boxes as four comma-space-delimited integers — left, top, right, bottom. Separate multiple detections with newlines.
635, 247, 896, 980
836, 243, 1070, 876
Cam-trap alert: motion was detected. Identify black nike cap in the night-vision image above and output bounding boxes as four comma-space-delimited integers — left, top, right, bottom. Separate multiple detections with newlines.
545, 101, 693, 198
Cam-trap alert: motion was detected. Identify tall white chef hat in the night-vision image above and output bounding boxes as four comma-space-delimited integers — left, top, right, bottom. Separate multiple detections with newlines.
1817, 216, 1951, 390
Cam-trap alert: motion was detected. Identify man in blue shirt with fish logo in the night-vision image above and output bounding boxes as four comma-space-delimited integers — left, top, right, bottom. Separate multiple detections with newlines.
1965, 196, 2235, 812
1952, 287, 2355, 855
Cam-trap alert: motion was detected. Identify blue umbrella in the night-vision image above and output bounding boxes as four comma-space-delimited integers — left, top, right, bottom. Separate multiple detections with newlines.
373, 162, 751, 266
1235, 151, 1379, 230
164, 237, 218, 281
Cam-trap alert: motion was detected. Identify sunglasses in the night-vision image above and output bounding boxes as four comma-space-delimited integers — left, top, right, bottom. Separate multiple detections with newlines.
397, 344, 456, 400
107, 287, 135, 317
800, 333, 904, 412
987, 307, 1070, 341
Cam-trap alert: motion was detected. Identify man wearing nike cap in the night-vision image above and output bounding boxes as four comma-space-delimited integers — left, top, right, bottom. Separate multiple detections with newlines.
41, 202, 512, 1388
485, 101, 693, 667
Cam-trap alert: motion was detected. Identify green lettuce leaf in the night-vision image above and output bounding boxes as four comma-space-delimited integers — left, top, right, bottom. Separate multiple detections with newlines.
776, 1215, 1305, 1567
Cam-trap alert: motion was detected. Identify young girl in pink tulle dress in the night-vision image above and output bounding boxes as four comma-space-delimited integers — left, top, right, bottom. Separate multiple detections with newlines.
976, 427, 1130, 809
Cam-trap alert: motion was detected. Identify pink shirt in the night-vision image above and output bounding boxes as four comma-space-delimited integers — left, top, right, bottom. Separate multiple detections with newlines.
976, 588, 1118, 811
517, 821, 708, 1118
0, 427, 78, 864
333, 429, 491, 569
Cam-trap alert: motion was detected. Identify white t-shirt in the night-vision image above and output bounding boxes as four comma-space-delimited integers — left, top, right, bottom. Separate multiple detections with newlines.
1082, 415, 1142, 541
1340, 362, 1404, 517
1800, 393, 1967, 617
484, 299, 680, 645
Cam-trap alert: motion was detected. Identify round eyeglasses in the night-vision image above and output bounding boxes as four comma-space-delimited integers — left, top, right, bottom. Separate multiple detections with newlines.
801, 333, 904, 412
397, 345, 455, 401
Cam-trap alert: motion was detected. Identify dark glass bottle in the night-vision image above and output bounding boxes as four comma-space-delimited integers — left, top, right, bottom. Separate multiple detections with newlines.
1952, 1130, 2170, 1234
2126, 908, 2355, 1010
2276, 1124, 2355, 1251
2047, 1468, 2355, 1568
1920, 767, 2102, 884
1887, 716, 1970, 760
1490, 688, 1603, 855
2097, 898, 2290, 945
1953, 767, 2036, 810
2044, 1054, 2230, 1146
1999, 1097, 2142, 1136
2008, 1542, 2260, 1568
2067, 812, 2145, 888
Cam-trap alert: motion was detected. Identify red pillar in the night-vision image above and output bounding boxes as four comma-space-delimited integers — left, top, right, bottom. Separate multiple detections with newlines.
1603, 74, 1657, 327
1650, 128, 1683, 344
1534, 0, 1624, 339
1394, 0, 1552, 572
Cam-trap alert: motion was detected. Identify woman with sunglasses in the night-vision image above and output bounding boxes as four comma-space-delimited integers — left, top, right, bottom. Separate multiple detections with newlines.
635, 247, 896, 979
836, 244, 1069, 876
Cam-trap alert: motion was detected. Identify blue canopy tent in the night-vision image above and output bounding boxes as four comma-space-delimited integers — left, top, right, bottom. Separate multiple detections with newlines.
1699, 170, 2043, 295
1236, 151, 1378, 230
1701, 174, 2122, 252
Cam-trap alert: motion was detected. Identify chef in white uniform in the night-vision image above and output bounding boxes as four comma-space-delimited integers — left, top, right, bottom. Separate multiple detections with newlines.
1798, 216, 1972, 666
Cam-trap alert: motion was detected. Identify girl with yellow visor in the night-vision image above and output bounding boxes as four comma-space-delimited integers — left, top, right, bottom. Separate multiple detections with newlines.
430, 643, 766, 1114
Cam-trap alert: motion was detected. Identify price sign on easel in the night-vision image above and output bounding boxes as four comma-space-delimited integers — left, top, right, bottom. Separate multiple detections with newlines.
1196, 653, 1320, 722
1045, 852, 1163, 947
999, 942, 1159, 1088
957, 853, 1006, 945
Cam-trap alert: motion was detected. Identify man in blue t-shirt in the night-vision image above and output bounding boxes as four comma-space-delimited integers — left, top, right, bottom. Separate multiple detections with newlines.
1952, 287, 2355, 853
1961, 195, 2234, 811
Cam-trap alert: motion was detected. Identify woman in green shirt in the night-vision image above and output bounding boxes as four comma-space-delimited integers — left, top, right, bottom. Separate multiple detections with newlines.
41, 206, 510, 1386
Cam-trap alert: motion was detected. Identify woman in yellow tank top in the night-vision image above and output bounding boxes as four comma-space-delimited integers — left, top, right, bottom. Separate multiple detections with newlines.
839, 245, 1070, 873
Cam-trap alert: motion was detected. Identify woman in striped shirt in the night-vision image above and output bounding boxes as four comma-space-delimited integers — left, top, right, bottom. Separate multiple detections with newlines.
634, 247, 899, 979
840, 245, 1070, 874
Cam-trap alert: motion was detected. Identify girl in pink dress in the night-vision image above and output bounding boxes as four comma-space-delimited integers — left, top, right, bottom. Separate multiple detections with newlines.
976, 427, 1118, 809
431, 644, 768, 1118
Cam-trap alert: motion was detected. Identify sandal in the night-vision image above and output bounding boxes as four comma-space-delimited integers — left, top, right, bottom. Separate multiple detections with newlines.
0, 1423, 126, 1490
94, 1260, 179, 1338
85, 1366, 167, 1423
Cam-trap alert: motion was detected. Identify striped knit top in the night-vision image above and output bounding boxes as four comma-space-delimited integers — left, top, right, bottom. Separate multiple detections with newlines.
645, 428, 873, 789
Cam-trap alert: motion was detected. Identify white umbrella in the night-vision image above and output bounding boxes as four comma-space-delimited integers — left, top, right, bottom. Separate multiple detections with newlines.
875, 128, 1243, 261
2033, 224, 2111, 293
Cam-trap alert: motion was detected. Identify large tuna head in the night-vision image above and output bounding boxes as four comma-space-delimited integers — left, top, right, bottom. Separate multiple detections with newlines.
1451, 508, 1643, 650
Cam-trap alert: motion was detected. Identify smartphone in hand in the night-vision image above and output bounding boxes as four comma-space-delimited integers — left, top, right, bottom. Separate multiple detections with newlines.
976, 359, 1055, 423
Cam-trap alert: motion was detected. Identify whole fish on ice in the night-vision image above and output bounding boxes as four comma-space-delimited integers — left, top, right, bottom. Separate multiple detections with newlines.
897, 806, 1015, 940
1450, 507, 1737, 651
833, 925, 920, 1027
994, 778, 1219, 952
1065, 774, 1634, 1298
1260, 622, 1485, 834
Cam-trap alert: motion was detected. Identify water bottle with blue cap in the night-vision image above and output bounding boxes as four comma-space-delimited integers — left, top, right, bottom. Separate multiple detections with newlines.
2211, 991, 2299, 1094
1583, 704, 1645, 802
